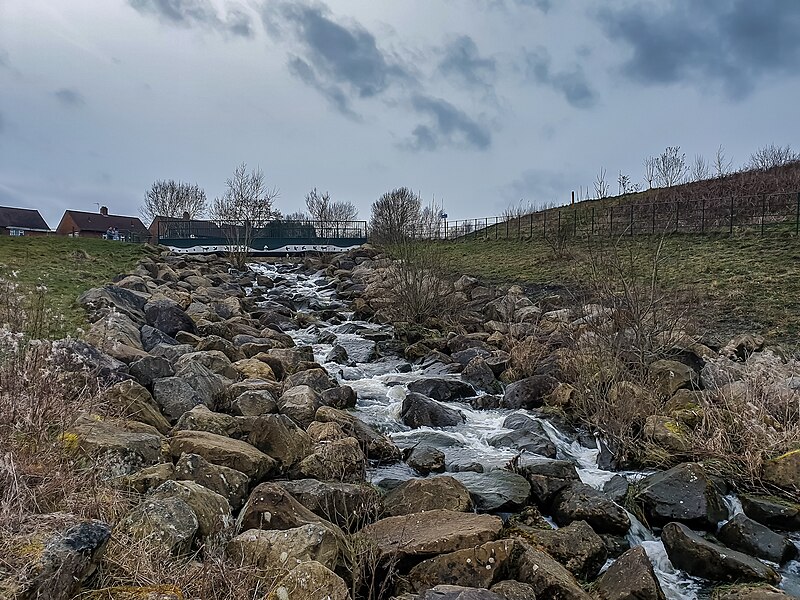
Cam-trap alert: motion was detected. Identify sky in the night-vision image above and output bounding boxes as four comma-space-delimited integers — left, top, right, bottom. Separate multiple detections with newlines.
1, 0, 799, 228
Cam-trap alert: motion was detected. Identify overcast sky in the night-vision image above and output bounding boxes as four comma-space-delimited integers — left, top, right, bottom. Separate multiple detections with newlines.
1, 0, 799, 227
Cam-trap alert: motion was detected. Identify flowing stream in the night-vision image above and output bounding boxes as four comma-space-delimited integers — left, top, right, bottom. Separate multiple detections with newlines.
251, 261, 800, 599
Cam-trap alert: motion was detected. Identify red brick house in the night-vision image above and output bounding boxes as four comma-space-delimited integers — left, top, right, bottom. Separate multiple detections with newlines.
56, 206, 150, 242
0, 206, 51, 236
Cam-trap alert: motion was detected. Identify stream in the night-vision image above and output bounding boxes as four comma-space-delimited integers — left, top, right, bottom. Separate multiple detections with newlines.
251, 261, 800, 599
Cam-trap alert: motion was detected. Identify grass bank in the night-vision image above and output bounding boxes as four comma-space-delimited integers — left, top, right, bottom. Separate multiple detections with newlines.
0, 236, 153, 336
435, 232, 800, 348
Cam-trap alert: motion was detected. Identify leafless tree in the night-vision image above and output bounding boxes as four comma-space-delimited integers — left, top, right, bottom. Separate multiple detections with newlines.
655, 146, 688, 187
369, 187, 422, 245
305, 188, 359, 236
594, 167, 609, 199
691, 154, 710, 182
140, 180, 207, 226
283, 211, 309, 221
748, 143, 800, 171
618, 173, 632, 195
643, 157, 657, 189
210, 163, 279, 269
714, 145, 733, 178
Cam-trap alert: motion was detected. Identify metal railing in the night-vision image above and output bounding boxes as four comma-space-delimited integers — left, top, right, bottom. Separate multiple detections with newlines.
157, 219, 368, 242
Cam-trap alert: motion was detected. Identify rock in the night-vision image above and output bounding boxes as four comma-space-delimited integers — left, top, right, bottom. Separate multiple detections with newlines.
643, 415, 691, 453
140, 324, 180, 351
408, 378, 476, 402
144, 298, 196, 337
409, 541, 514, 591
266, 561, 350, 600
24, 521, 112, 600
78, 284, 146, 323
635, 463, 727, 529
407, 445, 446, 474
69, 417, 165, 475
237, 482, 330, 531
489, 580, 538, 600
276, 479, 382, 530
53, 339, 129, 385
723, 333, 765, 360
326, 344, 350, 364
701, 356, 747, 390
552, 482, 630, 535
361, 509, 503, 564
150, 480, 232, 538
546, 382, 576, 408
230, 390, 278, 416
279, 385, 322, 428
717, 514, 797, 564
226, 524, 339, 571
173, 405, 245, 438
121, 462, 175, 494
740, 494, 800, 530
268, 347, 315, 375
500, 376, 557, 410
514, 520, 606, 581
174, 452, 249, 510
321, 385, 358, 409
246, 414, 312, 473
84, 311, 143, 352
595, 546, 666, 600
401, 392, 465, 429
661, 522, 780, 584
451, 470, 531, 512
231, 358, 276, 381
299, 437, 367, 483
762, 449, 800, 492
196, 334, 244, 362
149, 342, 193, 362
491, 414, 556, 458
516, 458, 581, 506
152, 376, 207, 423
169, 430, 276, 481
102, 379, 170, 434
603, 475, 629, 505
514, 542, 592, 600
418, 586, 504, 600
120, 497, 198, 554
384, 477, 473, 517
452, 347, 492, 367
461, 357, 497, 391
285, 367, 336, 392
648, 359, 698, 395
175, 350, 237, 380
712, 584, 795, 600
315, 406, 401, 462
128, 355, 175, 388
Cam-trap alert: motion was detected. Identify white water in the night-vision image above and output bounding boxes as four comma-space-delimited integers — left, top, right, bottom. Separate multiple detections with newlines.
251, 262, 800, 600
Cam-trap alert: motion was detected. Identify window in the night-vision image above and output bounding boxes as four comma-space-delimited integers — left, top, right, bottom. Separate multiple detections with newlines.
9, 228, 25, 237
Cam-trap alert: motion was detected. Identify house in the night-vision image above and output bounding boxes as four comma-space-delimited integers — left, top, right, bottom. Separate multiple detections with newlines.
56, 206, 150, 242
0, 206, 51, 236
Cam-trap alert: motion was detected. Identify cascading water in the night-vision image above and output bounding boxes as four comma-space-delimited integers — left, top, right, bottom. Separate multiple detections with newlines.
251, 261, 800, 599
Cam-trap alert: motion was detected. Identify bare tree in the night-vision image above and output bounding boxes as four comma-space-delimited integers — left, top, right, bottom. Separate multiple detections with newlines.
643, 157, 657, 189
140, 180, 207, 226
618, 173, 632, 195
210, 163, 279, 269
691, 154, 710, 182
594, 167, 609, 199
748, 143, 800, 171
284, 211, 310, 221
714, 145, 733, 178
305, 188, 359, 236
369, 188, 422, 245
655, 146, 688, 187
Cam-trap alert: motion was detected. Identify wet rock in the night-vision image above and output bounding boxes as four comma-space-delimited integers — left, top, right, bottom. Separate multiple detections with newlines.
269, 347, 315, 375
144, 298, 196, 337
384, 477, 473, 517
408, 378, 476, 402
500, 376, 557, 410
150, 480, 232, 538
169, 430, 277, 481
407, 445, 446, 474
717, 514, 797, 564
491, 415, 556, 458
552, 482, 630, 535
321, 385, 358, 409
740, 494, 800, 530
488, 580, 538, 600
246, 414, 312, 473
226, 524, 339, 571
359, 509, 503, 563
120, 496, 198, 554
635, 463, 727, 529
102, 379, 170, 434
279, 385, 322, 428
452, 347, 492, 367
451, 470, 531, 512
762, 449, 800, 492
643, 415, 690, 453
515, 458, 580, 506
712, 584, 795, 600
661, 522, 780, 584
277, 479, 382, 530
285, 367, 337, 392
514, 541, 592, 600
514, 520, 606, 581
174, 452, 249, 510
595, 546, 666, 600
237, 482, 330, 531
266, 561, 350, 600
419, 586, 504, 600
648, 359, 698, 395
315, 406, 401, 462
326, 344, 350, 364
230, 389, 278, 416
401, 392, 465, 429
128, 355, 175, 388
152, 376, 207, 423
408, 539, 514, 592
461, 357, 498, 391
299, 436, 367, 483
603, 475, 629, 505
140, 325, 180, 351
70, 417, 165, 475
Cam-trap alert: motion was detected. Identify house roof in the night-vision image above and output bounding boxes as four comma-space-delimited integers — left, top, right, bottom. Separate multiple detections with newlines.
0, 206, 50, 231
62, 210, 149, 234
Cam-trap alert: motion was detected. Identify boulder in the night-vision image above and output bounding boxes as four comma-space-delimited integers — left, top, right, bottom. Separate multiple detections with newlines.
418, 586, 504, 600
266, 561, 350, 600
740, 494, 800, 530
231, 358, 276, 381
150, 480, 232, 538
717, 514, 797, 564
226, 524, 339, 571
712, 585, 795, 600
595, 546, 666, 600
230, 390, 278, 416
299, 437, 367, 483
552, 482, 630, 535
102, 379, 170, 434
762, 449, 800, 492
513, 520, 606, 581
326, 344, 350, 364
84, 311, 143, 352
78, 284, 146, 323
174, 452, 250, 510
451, 347, 492, 367
128, 355, 175, 388
121, 462, 175, 494
175, 350, 237, 380
661, 522, 780, 584
635, 463, 727, 529
279, 385, 322, 428
173, 405, 245, 438
321, 385, 358, 409
169, 430, 276, 481
461, 358, 498, 391
53, 339, 129, 385
407, 445, 446, 474
69, 417, 165, 476
268, 347, 315, 375
401, 393, 465, 429
490, 416, 556, 458
643, 415, 691, 453
407, 539, 515, 592
149, 342, 193, 362
488, 581, 538, 600
407, 378, 475, 402
151, 376, 207, 423
237, 482, 331, 531
648, 359, 698, 395
451, 470, 531, 512
140, 325, 180, 352
196, 335, 245, 362
246, 414, 312, 472
516, 458, 580, 506
285, 367, 336, 392
144, 298, 196, 337
384, 477, 473, 517
119, 497, 197, 554
513, 542, 592, 600
276, 479, 382, 530
500, 376, 557, 410
315, 406, 401, 462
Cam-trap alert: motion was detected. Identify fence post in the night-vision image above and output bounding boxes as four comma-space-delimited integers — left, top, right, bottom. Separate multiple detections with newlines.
475, 219, 478, 241
573, 209, 578, 237
529, 213, 533, 239
609, 206, 613, 237
796, 192, 800, 236
557, 211, 561, 238
629, 205, 634, 236
505, 218, 509, 239
675, 201, 679, 234
701, 198, 705, 234
651, 203, 656, 234
495, 217, 498, 240
730, 196, 735, 235
543, 210, 547, 238
591, 207, 595, 236
760, 195, 766, 235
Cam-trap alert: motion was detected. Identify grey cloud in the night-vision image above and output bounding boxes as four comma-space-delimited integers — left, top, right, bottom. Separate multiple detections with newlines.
287, 55, 359, 119
525, 48, 596, 109
404, 94, 491, 151
474, 0, 551, 12
597, 0, 800, 99
53, 88, 85, 108
128, 0, 255, 38
438, 35, 496, 90
507, 168, 572, 204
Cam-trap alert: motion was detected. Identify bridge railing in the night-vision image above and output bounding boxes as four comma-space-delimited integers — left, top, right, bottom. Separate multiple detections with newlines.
157, 219, 368, 242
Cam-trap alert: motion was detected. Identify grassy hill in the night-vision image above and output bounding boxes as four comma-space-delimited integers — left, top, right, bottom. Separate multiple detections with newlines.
0, 236, 153, 337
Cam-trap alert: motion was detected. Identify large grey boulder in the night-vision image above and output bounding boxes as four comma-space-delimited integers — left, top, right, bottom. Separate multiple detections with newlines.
595, 546, 666, 600
279, 385, 322, 428
276, 479, 381, 530
69, 417, 165, 476
401, 392, 465, 429
384, 477, 472, 517
128, 355, 174, 388
501, 376, 557, 409
226, 524, 339, 571
174, 452, 250, 510
144, 297, 196, 337
516, 458, 581, 506
451, 470, 531, 512
266, 561, 350, 600
246, 414, 312, 473
102, 379, 170, 434
169, 430, 277, 481
717, 514, 797, 564
552, 482, 630, 535
237, 482, 331, 531
518, 520, 607, 581
152, 376, 206, 423
740, 494, 800, 530
299, 437, 367, 483
78, 284, 147, 323
120, 496, 198, 554
407, 378, 475, 402
315, 406, 401, 462
149, 480, 232, 538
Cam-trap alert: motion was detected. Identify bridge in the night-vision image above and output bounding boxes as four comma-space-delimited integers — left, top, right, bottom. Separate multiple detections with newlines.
154, 217, 368, 255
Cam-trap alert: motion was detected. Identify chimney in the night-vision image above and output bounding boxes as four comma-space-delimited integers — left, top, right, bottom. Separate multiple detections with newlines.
100, 206, 109, 216
183, 211, 190, 220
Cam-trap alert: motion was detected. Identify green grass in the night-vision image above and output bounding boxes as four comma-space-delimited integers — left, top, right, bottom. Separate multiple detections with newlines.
0, 236, 153, 336
434, 231, 800, 348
